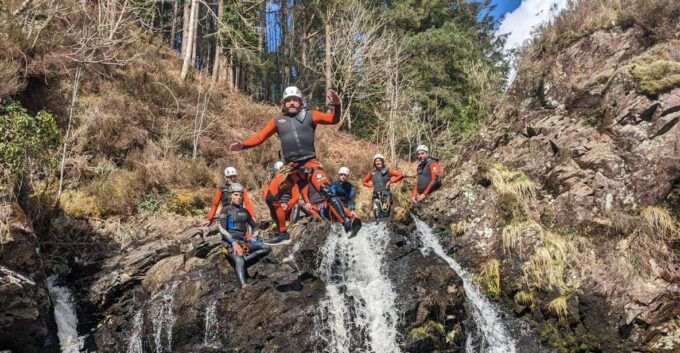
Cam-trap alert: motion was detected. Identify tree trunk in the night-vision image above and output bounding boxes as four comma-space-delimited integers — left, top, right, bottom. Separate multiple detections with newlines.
181, 0, 191, 55
280, 0, 289, 84
212, 0, 224, 80
190, 1, 199, 68
258, 0, 266, 98
170, 0, 179, 49
180, 0, 198, 80
226, 52, 234, 88
324, 4, 332, 93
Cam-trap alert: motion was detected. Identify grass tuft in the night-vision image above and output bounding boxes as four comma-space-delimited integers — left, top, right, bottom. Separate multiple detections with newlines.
477, 258, 501, 298
501, 219, 543, 254
514, 290, 534, 306
547, 295, 569, 324
523, 231, 569, 291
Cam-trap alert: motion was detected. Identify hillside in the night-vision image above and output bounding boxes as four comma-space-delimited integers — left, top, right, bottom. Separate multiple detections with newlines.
413, 0, 680, 351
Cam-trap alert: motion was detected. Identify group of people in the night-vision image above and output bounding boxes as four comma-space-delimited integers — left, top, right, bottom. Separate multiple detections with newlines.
201, 86, 442, 288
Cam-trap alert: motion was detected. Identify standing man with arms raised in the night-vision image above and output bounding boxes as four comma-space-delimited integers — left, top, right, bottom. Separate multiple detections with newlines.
229, 87, 361, 244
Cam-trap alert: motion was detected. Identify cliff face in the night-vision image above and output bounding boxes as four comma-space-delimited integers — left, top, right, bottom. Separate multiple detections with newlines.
414, 13, 679, 353
0, 204, 57, 353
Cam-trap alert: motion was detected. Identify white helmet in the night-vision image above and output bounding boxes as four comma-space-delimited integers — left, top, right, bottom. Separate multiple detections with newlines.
274, 161, 284, 171
229, 183, 244, 192
338, 166, 350, 175
282, 86, 302, 100
416, 145, 429, 153
373, 153, 385, 162
224, 167, 238, 177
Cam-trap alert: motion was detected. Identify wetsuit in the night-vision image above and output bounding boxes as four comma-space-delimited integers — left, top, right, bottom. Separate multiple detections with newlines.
301, 182, 329, 220
362, 167, 403, 218
263, 181, 300, 222
219, 203, 271, 286
206, 184, 256, 223
331, 180, 356, 211
413, 157, 441, 197
240, 104, 353, 234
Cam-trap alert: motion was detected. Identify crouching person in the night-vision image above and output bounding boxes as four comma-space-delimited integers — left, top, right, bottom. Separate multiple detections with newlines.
219, 183, 271, 288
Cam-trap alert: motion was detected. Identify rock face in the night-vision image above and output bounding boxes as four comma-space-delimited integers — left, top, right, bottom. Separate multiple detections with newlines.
412, 21, 680, 353
0, 204, 57, 353
49, 215, 468, 352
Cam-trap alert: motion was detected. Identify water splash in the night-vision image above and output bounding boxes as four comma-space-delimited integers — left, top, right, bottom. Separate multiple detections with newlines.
47, 276, 86, 353
126, 311, 144, 353
317, 223, 401, 353
412, 214, 516, 353
151, 282, 178, 353
203, 300, 221, 348
282, 237, 304, 264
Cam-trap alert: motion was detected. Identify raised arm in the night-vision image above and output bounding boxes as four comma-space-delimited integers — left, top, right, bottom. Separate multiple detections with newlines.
230, 118, 277, 151
311, 89, 341, 125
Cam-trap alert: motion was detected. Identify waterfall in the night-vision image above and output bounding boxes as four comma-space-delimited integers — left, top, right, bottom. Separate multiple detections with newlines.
203, 300, 221, 348
317, 223, 401, 353
411, 215, 516, 353
47, 276, 86, 353
126, 311, 144, 353
151, 282, 178, 353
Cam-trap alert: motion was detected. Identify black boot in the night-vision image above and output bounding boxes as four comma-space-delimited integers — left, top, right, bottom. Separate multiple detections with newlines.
266, 232, 290, 245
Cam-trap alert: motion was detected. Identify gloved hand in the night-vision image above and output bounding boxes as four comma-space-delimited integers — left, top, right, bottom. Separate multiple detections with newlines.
231, 242, 244, 256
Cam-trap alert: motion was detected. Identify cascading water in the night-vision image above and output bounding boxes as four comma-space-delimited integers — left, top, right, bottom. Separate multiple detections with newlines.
126, 311, 144, 353
47, 276, 86, 353
316, 223, 401, 353
203, 300, 221, 348
151, 282, 178, 353
411, 214, 516, 353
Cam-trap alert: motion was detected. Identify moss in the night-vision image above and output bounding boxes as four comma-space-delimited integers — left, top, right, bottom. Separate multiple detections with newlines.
632, 60, 680, 96
409, 320, 446, 339
540, 321, 601, 353
60, 190, 101, 217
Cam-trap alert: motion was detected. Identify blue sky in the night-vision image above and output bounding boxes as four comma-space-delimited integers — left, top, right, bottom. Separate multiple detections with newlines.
488, 0, 522, 21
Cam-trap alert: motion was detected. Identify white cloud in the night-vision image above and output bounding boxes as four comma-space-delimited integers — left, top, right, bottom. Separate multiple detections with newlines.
498, 0, 569, 52
497, 0, 569, 83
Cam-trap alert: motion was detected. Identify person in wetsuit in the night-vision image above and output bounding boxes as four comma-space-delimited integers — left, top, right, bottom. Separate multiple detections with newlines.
331, 167, 356, 217
362, 154, 403, 220
219, 183, 271, 288
411, 145, 441, 204
203, 167, 255, 227
263, 161, 301, 226
229, 86, 361, 243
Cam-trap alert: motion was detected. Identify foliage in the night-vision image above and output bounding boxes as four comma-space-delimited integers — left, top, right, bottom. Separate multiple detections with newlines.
477, 258, 501, 298
0, 100, 61, 194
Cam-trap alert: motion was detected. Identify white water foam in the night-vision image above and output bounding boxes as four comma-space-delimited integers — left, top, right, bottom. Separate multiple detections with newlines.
151, 282, 178, 353
412, 215, 516, 353
203, 300, 221, 348
47, 276, 85, 353
317, 223, 401, 353
126, 311, 144, 353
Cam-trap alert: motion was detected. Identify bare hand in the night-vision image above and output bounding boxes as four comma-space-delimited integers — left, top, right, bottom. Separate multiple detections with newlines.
304, 203, 312, 212
281, 203, 288, 211
232, 242, 244, 256
201, 219, 211, 227
411, 195, 417, 204
326, 89, 340, 105
417, 194, 426, 202
229, 140, 243, 151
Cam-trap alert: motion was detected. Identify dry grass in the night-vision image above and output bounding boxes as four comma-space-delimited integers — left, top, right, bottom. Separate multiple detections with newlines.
624, 206, 680, 273
529, 0, 680, 57
501, 219, 543, 255
522, 230, 569, 292
477, 258, 501, 298
488, 164, 537, 217
514, 290, 534, 306
547, 295, 569, 324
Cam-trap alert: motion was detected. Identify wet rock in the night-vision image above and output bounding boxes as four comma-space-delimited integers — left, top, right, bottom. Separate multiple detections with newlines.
0, 204, 58, 353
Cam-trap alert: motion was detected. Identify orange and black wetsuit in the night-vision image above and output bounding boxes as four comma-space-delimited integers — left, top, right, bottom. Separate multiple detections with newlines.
206, 184, 256, 224
239, 104, 354, 234
301, 182, 328, 220
263, 182, 299, 222
362, 167, 404, 195
413, 157, 441, 198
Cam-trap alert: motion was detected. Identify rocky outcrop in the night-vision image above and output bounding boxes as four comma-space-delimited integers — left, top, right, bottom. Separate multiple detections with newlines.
0, 203, 57, 353
413, 22, 680, 353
